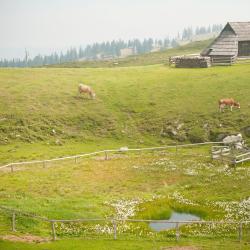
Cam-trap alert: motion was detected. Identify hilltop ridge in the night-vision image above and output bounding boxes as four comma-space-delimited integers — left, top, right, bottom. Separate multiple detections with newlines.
46, 40, 212, 68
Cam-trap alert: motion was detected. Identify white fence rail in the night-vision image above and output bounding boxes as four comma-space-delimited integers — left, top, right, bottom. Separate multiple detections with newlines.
211, 146, 231, 159
211, 145, 250, 165
235, 152, 250, 164
0, 142, 224, 171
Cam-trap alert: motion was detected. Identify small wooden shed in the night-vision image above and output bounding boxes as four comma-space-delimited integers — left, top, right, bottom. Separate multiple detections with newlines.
201, 22, 250, 65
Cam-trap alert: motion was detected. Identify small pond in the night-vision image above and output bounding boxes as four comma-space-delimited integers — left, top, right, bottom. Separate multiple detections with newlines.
149, 211, 201, 231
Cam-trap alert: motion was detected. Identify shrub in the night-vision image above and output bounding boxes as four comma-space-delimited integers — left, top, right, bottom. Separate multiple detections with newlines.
188, 127, 206, 143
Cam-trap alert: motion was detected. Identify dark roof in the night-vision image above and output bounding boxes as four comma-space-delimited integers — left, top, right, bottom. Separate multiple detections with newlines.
201, 22, 250, 57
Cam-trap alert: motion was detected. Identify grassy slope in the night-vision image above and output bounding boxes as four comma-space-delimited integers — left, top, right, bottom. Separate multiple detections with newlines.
1, 40, 250, 249
1, 63, 250, 163
47, 40, 212, 68
1, 148, 249, 219
0, 149, 249, 249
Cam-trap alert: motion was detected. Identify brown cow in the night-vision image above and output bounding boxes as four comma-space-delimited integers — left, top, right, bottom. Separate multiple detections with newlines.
78, 83, 96, 99
218, 98, 240, 112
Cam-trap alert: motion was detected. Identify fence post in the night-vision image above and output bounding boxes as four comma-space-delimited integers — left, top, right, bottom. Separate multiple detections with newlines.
75, 156, 78, 164
112, 219, 117, 240
12, 212, 16, 232
175, 142, 178, 155
239, 222, 243, 241
175, 222, 180, 241
105, 151, 108, 160
43, 161, 46, 168
51, 221, 56, 241
10, 164, 14, 173
220, 148, 224, 163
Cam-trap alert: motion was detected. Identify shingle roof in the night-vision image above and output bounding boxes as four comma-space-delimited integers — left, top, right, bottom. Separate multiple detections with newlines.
229, 22, 250, 41
201, 22, 250, 57
201, 27, 237, 56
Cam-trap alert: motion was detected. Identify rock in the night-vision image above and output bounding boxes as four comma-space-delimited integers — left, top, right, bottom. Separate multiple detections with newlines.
177, 123, 184, 130
216, 133, 228, 141
55, 139, 63, 145
223, 134, 243, 144
235, 142, 244, 150
223, 134, 244, 149
171, 129, 178, 136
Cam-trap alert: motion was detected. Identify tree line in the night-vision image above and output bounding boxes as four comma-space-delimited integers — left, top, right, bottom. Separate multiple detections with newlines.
0, 24, 223, 67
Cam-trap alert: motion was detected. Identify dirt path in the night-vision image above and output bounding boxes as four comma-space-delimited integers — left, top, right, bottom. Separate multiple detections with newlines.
0, 234, 50, 243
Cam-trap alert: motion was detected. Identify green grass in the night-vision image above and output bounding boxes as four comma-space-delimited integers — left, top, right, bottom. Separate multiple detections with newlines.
1, 40, 250, 249
0, 148, 249, 234
0, 149, 249, 248
1, 237, 250, 250
1, 63, 250, 163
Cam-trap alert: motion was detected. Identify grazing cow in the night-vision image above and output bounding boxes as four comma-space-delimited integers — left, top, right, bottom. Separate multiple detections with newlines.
218, 98, 240, 112
78, 83, 96, 99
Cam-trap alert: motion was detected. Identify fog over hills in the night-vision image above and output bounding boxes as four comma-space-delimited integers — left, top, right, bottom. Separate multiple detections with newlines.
1, 0, 249, 59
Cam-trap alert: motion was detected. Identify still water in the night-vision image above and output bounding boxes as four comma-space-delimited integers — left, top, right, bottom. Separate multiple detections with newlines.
150, 211, 201, 231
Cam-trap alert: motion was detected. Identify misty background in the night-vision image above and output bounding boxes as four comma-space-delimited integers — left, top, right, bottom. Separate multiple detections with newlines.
0, 0, 250, 60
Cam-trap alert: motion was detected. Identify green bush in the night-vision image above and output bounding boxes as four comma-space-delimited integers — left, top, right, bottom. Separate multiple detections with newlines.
188, 127, 206, 143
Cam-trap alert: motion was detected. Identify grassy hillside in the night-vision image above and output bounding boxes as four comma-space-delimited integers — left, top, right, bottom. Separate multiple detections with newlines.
0, 148, 249, 249
1, 63, 250, 163
47, 40, 212, 68
1, 46, 250, 249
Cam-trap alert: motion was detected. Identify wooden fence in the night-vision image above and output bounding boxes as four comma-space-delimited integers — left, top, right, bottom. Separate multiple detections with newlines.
211, 145, 232, 163
211, 145, 250, 165
0, 142, 224, 172
235, 152, 250, 164
0, 206, 249, 242
1, 142, 249, 242
211, 56, 237, 66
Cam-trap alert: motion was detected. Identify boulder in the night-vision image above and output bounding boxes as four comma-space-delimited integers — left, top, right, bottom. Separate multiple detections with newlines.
223, 133, 244, 149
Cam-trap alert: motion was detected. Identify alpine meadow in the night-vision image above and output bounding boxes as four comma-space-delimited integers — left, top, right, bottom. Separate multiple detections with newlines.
1, 1, 250, 249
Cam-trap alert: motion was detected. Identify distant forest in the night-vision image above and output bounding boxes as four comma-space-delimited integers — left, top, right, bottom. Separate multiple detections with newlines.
0, 24, 223, 67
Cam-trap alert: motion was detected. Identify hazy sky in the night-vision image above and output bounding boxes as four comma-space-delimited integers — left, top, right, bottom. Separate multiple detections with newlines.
1, 0, 250, 59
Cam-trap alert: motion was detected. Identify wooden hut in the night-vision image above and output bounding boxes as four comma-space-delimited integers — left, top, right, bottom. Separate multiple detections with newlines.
201, 22, 250, 65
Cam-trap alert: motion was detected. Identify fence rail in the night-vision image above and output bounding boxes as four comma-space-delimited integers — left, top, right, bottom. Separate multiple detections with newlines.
211, 145, 250, 165
0, 206, 249, 241
235, 152, 250, 164
0, 141, 224, 171
211, 146, 231, 159
1, 142, 250, 242
211, 56, 237, 66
